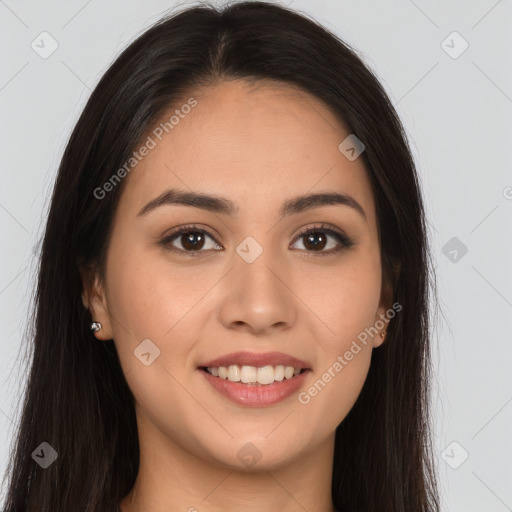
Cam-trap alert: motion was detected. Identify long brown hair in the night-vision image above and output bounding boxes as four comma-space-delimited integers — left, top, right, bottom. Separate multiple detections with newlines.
2, 2, 440, 510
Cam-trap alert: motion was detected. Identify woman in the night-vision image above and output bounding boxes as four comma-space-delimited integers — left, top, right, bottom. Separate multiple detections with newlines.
2, 1, 440, 511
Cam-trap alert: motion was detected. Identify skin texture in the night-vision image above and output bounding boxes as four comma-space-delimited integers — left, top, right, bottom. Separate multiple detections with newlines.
83, 80, 392, 512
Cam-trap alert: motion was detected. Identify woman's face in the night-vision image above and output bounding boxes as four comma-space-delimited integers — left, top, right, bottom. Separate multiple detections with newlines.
85, 79, 390, 471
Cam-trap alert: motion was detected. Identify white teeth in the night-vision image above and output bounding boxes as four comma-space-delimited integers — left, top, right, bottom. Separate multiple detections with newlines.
284, 366, 294, 379
227, 364, 241, 382
205, 364, 303, 385
257, 365, 275, 385
274, 365, 285, 381
240, 365, 257, 383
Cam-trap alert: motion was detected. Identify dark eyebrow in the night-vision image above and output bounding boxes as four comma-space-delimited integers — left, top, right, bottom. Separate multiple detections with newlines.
281, 191, 366, 220
137, 189, 238, 217
137, 189, 366, 220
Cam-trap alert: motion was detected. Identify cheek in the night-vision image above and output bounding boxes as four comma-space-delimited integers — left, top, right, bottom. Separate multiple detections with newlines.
298, 250, 382, 348
106, 240, 212, 341
298, 348, 372, 432
105, 245, 210, 428
292, 252, 380, 421
105, 240, 227, 391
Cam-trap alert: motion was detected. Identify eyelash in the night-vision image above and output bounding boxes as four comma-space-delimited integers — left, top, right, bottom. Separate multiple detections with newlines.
158, 223, 355, 258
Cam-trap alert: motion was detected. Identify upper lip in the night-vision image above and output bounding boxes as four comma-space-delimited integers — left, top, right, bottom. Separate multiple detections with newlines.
200, 351, 311, 370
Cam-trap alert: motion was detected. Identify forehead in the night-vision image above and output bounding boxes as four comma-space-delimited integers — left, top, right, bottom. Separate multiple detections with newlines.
117, 79, 377, 228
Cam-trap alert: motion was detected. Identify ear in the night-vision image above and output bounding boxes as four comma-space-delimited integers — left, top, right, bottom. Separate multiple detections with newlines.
80, 265, 114, 341
373, 259, 401, 348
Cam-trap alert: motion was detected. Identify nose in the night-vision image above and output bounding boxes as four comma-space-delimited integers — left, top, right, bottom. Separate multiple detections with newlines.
217, 246, 297, 335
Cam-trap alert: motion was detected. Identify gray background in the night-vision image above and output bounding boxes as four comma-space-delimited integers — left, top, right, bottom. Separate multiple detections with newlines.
1, 0, 511, 510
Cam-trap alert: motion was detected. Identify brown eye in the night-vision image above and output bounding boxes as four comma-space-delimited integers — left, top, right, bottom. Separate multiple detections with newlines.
160, 225, 222, 256
158, 223, 354, 258
291, 224, 354, 255
180, 231, 206, 251
301, 231, 328, 251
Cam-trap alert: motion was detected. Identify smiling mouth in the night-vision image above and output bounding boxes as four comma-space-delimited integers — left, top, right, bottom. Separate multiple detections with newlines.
199, 364, 309, 386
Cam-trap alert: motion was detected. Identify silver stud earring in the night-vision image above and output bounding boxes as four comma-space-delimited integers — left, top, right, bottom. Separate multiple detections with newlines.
90, 322, 102, 333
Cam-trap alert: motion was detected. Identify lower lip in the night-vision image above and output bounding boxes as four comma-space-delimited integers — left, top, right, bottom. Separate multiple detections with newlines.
199, 369, 310, 407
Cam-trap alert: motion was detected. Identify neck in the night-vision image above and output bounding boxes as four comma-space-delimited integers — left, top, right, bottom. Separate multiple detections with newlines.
119, 412, 337, 512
